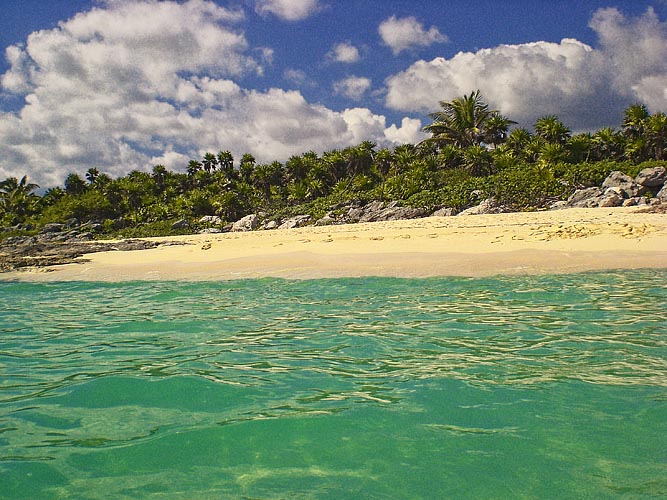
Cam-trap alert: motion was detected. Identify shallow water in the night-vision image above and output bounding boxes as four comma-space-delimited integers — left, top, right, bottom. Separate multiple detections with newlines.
1, 271, 666, 499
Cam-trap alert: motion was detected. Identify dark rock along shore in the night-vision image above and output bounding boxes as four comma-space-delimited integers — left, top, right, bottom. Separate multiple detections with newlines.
0, 239, 162, 273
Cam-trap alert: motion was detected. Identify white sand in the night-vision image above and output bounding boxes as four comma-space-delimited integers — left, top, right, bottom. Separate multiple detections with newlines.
5, 207, 667, 281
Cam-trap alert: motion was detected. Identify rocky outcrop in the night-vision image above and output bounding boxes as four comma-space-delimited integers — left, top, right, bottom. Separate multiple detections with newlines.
171, 219, 190, 230
635, 166, 666, 190
199, 215, 222, 225
0, 238, 164, 272
231, 213, 260, 232
601, 171, 646, 198
278, 215, 311, 230
553, 167, 667, 210
457, 198, 507, 216
431, 207, 457, 217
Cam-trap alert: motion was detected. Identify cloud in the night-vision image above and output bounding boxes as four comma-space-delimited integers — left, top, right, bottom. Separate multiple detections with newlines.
384, 117, 425, 145
254, 0, 319, 21
385, 7, 667, 131
0, 0, 416, 187
333, 76, 372, 100
379, 15, 447, 55
341, 109, 425, 146
283, 68, 314, 87
328, 42, 360, 63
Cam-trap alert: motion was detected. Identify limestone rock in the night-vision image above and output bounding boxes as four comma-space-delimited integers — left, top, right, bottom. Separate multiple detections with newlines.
431, 207, 456, 217
171, 219, 190, 230
231, 214, 260, 232
598, 190, 624, 207
315, 213, 337, 226
656, 184, 667, 202
602, 171, 646, 198
566, 187, 603, 208
278, 215, 311, 230
40, 223, 65, 234
635, 166, 666, 188
458, 198, 505, 216
199, 215, 222, 225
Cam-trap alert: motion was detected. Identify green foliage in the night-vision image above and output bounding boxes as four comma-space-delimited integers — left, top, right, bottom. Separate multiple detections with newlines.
491, 165, 568, 210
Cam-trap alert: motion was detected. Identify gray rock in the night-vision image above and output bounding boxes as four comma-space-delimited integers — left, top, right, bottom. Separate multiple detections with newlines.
199, 215, 222, 225
278, 215, 311, 230
566, 187, 603, 207
198, 228, 221, 234
549, 200, 570, 210
602, 171, 646, 198
347, 207, 364, 221
315, 214, 338, 226
458, 198, 504, 216
366, 206, 425, 222
263, 220, 278, 230
231, 214, 260, 232
81, 223, 103, 233
598, 190, 624, 207
72, 232, 94, 241
656, 185, 667, 202
431, 207, 456, 217
635, 166, 666, 188
40, 223, 65, 234
171, 219, 190, 230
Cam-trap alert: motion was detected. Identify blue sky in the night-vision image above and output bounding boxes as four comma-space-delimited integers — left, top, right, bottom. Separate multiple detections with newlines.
1, 0, 666, 187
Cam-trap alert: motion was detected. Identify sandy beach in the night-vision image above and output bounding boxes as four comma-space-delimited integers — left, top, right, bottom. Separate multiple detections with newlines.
4, 207, 667, 281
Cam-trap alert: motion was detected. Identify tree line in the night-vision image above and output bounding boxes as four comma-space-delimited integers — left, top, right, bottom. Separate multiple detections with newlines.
1, 92, 666, 237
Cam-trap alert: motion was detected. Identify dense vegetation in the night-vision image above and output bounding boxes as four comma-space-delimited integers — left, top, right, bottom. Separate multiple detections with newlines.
1, 92, 666, 239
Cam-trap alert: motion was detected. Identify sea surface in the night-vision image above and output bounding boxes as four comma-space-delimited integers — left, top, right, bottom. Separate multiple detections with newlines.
1, 271, 666, 499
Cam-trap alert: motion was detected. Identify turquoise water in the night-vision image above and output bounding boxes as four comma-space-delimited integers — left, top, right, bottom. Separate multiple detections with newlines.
1, 272, 666, 499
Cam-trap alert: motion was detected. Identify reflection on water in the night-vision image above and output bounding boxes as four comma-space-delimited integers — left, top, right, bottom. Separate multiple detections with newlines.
1, 271, 666, 498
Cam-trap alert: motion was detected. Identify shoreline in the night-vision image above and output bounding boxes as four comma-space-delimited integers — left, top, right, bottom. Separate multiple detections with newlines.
2, 207, 667, 281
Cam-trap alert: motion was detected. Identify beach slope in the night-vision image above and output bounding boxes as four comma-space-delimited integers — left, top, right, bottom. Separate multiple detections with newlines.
4, 208, 667, 281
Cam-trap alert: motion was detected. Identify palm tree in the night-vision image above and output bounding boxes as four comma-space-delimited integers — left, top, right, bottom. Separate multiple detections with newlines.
565, 133, 592, 163
591, 127, 625, 161
482, 113, 517, 147
152, 165, 168, 194
86, 168, 100, 185
240, 153, 256, 182
534, 115, 570, 144
0, 175, 40, 222
64, 173, 87, 195
187, 160, 202, 177
202, 153, 217, 174
216, 151, 234, 177
645, 112, 667, 160
423, 90, 511, 149
622, 104, 651, 161
622, 103, 650, 140
461, 145, 494, 176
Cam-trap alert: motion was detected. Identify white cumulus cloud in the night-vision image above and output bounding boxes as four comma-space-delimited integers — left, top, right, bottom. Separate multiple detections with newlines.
328, 42, 360, 63
333, 76, 372, 101
0, 0, 417, 187
254, 0, 319, 21
385, 7, 667, 131
379, 15, 447, 55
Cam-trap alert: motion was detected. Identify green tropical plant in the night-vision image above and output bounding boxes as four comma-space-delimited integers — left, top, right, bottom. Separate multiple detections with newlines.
534, 115, 570, 144
0, 175, 40, 223
423, 90, 500, 148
